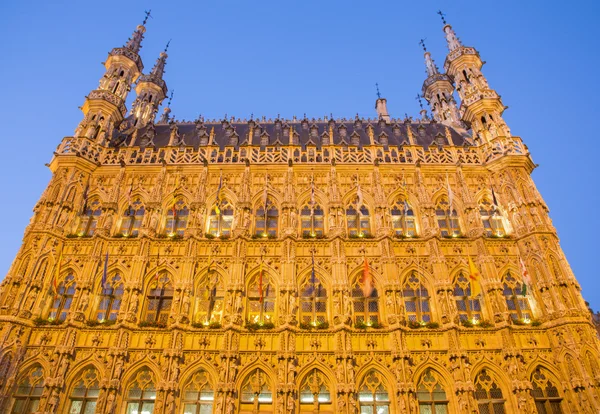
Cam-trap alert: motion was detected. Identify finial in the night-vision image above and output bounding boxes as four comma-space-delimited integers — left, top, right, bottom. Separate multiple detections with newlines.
167, 90, 174, 107
437, 10, 447, 25
250, 113, 254, 120
143, 9, 153, 25
164, 39, 171, 53
415, 94, 424, 109
419, 38, 427, 52
375, 82, 381, 99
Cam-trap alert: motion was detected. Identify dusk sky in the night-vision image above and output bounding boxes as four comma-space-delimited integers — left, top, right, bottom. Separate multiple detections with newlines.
0, 1, 598, 309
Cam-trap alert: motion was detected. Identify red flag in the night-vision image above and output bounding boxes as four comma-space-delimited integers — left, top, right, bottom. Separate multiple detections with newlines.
360, 257, 373, 297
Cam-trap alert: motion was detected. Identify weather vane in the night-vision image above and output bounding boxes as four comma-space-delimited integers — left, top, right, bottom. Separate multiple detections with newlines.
375, 83, 381, 99
419, 38, 427, 52
143, 9, 153, 25
164, 39, 172, 53
415, 94, 424, 109
437, 10, 447, 25
167, 90, 174, 107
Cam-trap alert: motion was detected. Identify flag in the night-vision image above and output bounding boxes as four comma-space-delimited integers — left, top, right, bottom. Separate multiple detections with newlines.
101, 251, 109, 288
356, 180, 364, 208
403, 200, 410, 216
446, 173, 454, 212
81, 184, 89, 214
311, 253, 316, 287
468, 257, 482, 297
519, 257, 531, 296
258, 261, 264, 303
360, 257, 373, 297
491, 186, 499, 210
51, 251, 62, 297
215, 173, 223, 215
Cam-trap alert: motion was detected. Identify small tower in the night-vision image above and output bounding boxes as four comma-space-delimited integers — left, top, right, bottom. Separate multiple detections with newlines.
374, 83, 390, 122
76, 12, 150, 143
131, 43, 169, 128
420, 40, 461, 127
440, 12, 510, 141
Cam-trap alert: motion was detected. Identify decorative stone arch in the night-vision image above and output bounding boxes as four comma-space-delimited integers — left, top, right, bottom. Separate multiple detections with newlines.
244, 265, 278, 325
341, 187, 375, 210
234, 361, 276, 390
470, 361, 516, 413
387, 187, 421, 236
120, 363, 161, 412
121, 361, 161, 385
118, 188, 150, 207
297, 187, 328, 209
142, 263, 178, 288
62, 361, 104, 412
178, 363, 219, 411
355, 366, 396, 412
141, 267, 176, 325
431, 191, 465, 236
206, 186, 239, 208
526, 363, 566, 412
192, 264, 226, 325
250, 189, 282, 208
297, 266, 330, 326
178, 361, 219, 390
413, 364, 454, 412
8, 361, 46, 413
236, 364, 276, 412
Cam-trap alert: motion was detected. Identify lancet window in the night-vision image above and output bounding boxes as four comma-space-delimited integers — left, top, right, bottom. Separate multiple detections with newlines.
454, 272, 481, 322
346, 203, 370, 237
119, 199, 145, 237
391, 198, 416, 237
299, 369, 331, 408
77, 200, 102, 236
10, 366, 44, 414
502, 273, 531, 321
165, 200, 189, 236
68, 367, 100, 414
144, 273, 174, 324
195, 267, 225, 325
208, 199, 234, 237
479, 199, 506, 237
403, 272, 431, 323
435, 198, 460, 237
97, 273, 123, 321
357, 370, 390, 413
49, 273, 76, 321
240, 369, 273, 406
300, 204, 325, 237
182, 370, 214, 414
474, 369, 506, 413
125, 369, 157, 414
299, 273, 327, 326
255, 199, 278, 237
531, 368, 563, 413
351, 277, 379, 326
247, 271, 276, 324
416, 369, 449, 413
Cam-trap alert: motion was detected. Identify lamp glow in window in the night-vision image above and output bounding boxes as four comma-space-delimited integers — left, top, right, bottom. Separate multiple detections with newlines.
49, 274, 76, 321
77, 200, 102, 236
300, 204, 324, 237
165, 200, 189, 236
391, 198, 416, 237
208, 199, 234, 237
299, 369, 331, 409
255, 199, 278, 237
357, 370, 390, 413
97, 273, 123, 321
479, 199, 506, 237
120, 199, 145, 237
435, 198, 460, 237
403, 272, 431, 323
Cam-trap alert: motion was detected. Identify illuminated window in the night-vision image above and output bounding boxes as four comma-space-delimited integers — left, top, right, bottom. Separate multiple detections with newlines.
165, 200, 189, 236
403, 272, 431, 323
10, 366, 44, 414
351, 278, 379, 326
97, 274, 123, 321
435, 198, 460, 237
299, 274, 327, 325
182, 370, 214, 414
479, 199, 505, 237
300, 204, 324, 237
78, 200, 102, 236
357, 370, 390, 413
417, 369, 449, 413
195, 269, 224, 325
208, 199, 234, 237
454, 272, 481, 322
49, 274, 76, 321
346, 203, 370, 236
144, 273, 173, 324
502, 273, 531, 321
391, 198, 416, 237
474, 369, 506, 413
124, 369, 156, 414
68, 368, 100, 414
240, 369, 273, 407
255, 199, 278, 237
299, 369, 331, 408
119, 199, 145, 236
531, 368, 563, 413
247, 272, 275, 324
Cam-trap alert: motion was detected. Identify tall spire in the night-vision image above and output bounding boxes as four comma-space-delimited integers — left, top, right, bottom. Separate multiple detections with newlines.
420, 39, 439, 77
123, 10, 151, 54
438, 10, 462, 51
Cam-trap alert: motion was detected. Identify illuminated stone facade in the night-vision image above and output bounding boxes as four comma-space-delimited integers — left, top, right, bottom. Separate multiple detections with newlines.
0, 13, 599, 414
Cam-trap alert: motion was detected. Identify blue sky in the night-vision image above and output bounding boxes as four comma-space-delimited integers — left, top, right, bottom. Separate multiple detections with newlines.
0, 1, 599, 309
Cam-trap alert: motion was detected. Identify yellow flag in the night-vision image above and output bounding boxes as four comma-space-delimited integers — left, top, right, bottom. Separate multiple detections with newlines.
468, 257, 482, 297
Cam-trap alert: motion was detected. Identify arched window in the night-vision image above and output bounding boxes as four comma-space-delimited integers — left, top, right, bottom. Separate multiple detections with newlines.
454, 272, 481, 322
391, 198, 416, 237
119, 199, 145, 237
124, 369, 156, 414
240, 369, 273, 409
97, 273, 123, 321
10, 366, 44, 413
416, 369, 449, 413
479, 199, 506, 237
357, 370, 390, 413
68, 367, 100, 414
351, 277, 379, 326
300, 204, 325, 237
502, 273, 531, 321
346, 203, 370, 237
531, 368, 563, 413
299, 273, 327, 326
165, 200, 189, 236
144, 273, 173, 325
247, 271, 276, 324
435, 198, 460, 237
195, 268, 225, 325
182, 370, 214, 414
474, 369, 506, 413
50, 273, 76, 321
208, 199, 234, 237
255, 199, 278, 237
299, 369, 331, 409
78, 200, 102, 236
403, 272, 431, 323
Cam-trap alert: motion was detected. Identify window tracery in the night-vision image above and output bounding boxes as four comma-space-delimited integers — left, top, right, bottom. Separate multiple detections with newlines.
474, 369, 506, 413
403, 272, 431, 323
391, 198, 416, 237
502, 273, 531, 321
255, 199, 278, 237
299, 273, 327, 326
196, 269, 224, 325
299, 369, 331, 407
454, 272, 481, 322
144, 273, 173, 324
346, 201, 370, 237
119, 199, 145, 237
10, 366, 44, 414
531, 368, 563, 413
182, 370, 214, 414
77, 200, 102, 236
416, 369, 448, 413
208, 199, 234, 237
68, 367, 100, 414
240, 369, 273, 406
357, 370, 390, 413
435, 198, 460, 237
97, 273, 123, 321
165, 199, 189, 236
300, 204, 324, 237
50, 273, 76, 321
479, 199, 506, 237
247, 272, 276, 324
351, 277, 379, 326
124, 369, 157, 414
